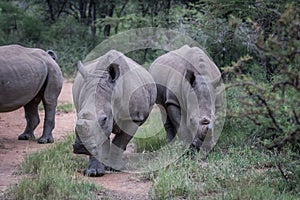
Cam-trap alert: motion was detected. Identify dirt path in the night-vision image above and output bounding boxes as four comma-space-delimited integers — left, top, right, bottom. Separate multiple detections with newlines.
0, 80, 150, 199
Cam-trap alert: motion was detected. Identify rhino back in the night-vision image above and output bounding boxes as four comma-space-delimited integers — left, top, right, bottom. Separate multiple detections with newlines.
149, 45, 222, 106
151, 45, 220, 82
0, 45, 49, 112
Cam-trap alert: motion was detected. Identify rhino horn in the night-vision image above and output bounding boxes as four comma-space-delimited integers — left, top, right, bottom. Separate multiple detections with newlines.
77, 61, 89, 80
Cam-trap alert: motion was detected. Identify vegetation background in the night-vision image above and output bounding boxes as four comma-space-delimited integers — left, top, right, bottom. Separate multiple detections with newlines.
0, 0, 299, 199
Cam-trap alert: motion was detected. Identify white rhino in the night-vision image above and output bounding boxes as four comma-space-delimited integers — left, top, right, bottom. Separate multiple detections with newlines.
149, 45, 225, 151
0, 44, 63, 143
72, 50, 157, 176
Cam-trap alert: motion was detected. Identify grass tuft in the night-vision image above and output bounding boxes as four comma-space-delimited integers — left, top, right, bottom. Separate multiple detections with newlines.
9, 134, 102, 200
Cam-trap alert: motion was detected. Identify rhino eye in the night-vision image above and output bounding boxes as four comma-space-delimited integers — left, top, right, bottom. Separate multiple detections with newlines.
102, 117, 107, 123
98, 115, 107, 125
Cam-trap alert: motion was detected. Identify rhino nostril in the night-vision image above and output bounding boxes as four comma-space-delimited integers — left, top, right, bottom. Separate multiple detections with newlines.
131, 111, 146, 125
200, 117, 210, 125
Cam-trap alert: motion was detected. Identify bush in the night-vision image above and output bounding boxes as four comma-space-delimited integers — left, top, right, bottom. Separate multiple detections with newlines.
224, 4, 300, 152
223, 4, 300, 190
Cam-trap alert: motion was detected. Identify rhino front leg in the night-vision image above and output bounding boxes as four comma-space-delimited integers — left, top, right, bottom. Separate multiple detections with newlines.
84, 156, 106, 177
38, 101, 56, 144
108, 131, 134, 171
73, 131, 91, 155
18, 97, 41, 141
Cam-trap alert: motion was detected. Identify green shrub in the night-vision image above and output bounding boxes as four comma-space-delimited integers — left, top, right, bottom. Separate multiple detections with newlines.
224, 4, 300, 151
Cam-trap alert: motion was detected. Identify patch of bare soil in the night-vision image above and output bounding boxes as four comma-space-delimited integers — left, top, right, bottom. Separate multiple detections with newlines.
82, 172, 151, 200
0, 80, 150, 200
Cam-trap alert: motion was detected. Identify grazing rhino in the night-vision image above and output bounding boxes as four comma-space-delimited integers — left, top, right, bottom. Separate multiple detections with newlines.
0, 44, 63, 143
72, 50, 157, 176
149, 45, 224, 151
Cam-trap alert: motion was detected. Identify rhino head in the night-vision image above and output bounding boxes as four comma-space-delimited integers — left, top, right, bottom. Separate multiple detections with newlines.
183, 69, 218, 150
95, 58, 156, 137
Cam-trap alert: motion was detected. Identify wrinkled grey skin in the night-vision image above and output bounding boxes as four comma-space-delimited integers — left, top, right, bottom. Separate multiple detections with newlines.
149, 45, 222, 150
72, 50, 156, 177
0, 44, 63, 143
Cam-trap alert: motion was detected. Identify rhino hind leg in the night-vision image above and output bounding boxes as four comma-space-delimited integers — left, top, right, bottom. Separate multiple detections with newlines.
84, 156, 105, 177
165, 104, 181, 142
38, 100, 56, 144
18, 96, 42, 141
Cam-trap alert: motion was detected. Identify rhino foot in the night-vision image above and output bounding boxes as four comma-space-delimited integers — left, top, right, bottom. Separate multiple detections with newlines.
84, 167, 105, 177
84, 157, 105, 177
38, 136, 54, 144
18, 133, 35, 141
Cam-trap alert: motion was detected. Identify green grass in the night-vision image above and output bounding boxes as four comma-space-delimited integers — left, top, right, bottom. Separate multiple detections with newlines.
146, 120, 300, 199
149, 146, 299, 200
56, 102, 74, 113
9, 134, 102, 200
38, 102, 74, 113
133, 105, 167, 152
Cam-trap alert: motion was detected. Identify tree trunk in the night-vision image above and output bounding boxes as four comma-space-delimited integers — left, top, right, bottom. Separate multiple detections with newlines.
79, 0, 87, 23
114, 0, 129, 34
46, 0, 55, 21
92, 0, 97, 44
57, 0, 68, 19
88, 0, 97, 43
103, 1, 115, 37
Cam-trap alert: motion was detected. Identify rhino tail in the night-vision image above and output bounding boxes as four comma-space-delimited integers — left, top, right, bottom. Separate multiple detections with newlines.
46, 50, 58, 61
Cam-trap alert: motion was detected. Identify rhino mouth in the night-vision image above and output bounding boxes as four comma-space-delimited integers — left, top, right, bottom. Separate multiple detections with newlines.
190, 124, 211, 151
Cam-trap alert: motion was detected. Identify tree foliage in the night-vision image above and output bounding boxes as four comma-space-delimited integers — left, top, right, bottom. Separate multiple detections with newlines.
225, 4, 300, 150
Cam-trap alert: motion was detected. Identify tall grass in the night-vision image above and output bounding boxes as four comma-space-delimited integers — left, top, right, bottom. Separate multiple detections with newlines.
9, 134, 101, 200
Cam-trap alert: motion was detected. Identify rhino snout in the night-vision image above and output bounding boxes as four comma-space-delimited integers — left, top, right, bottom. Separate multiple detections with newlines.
131, 111, 148, 126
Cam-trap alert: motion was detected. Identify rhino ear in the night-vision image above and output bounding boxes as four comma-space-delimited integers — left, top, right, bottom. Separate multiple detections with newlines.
185, 69, 196, 87
107, 63, 120, 82
78, 61, 88, 80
